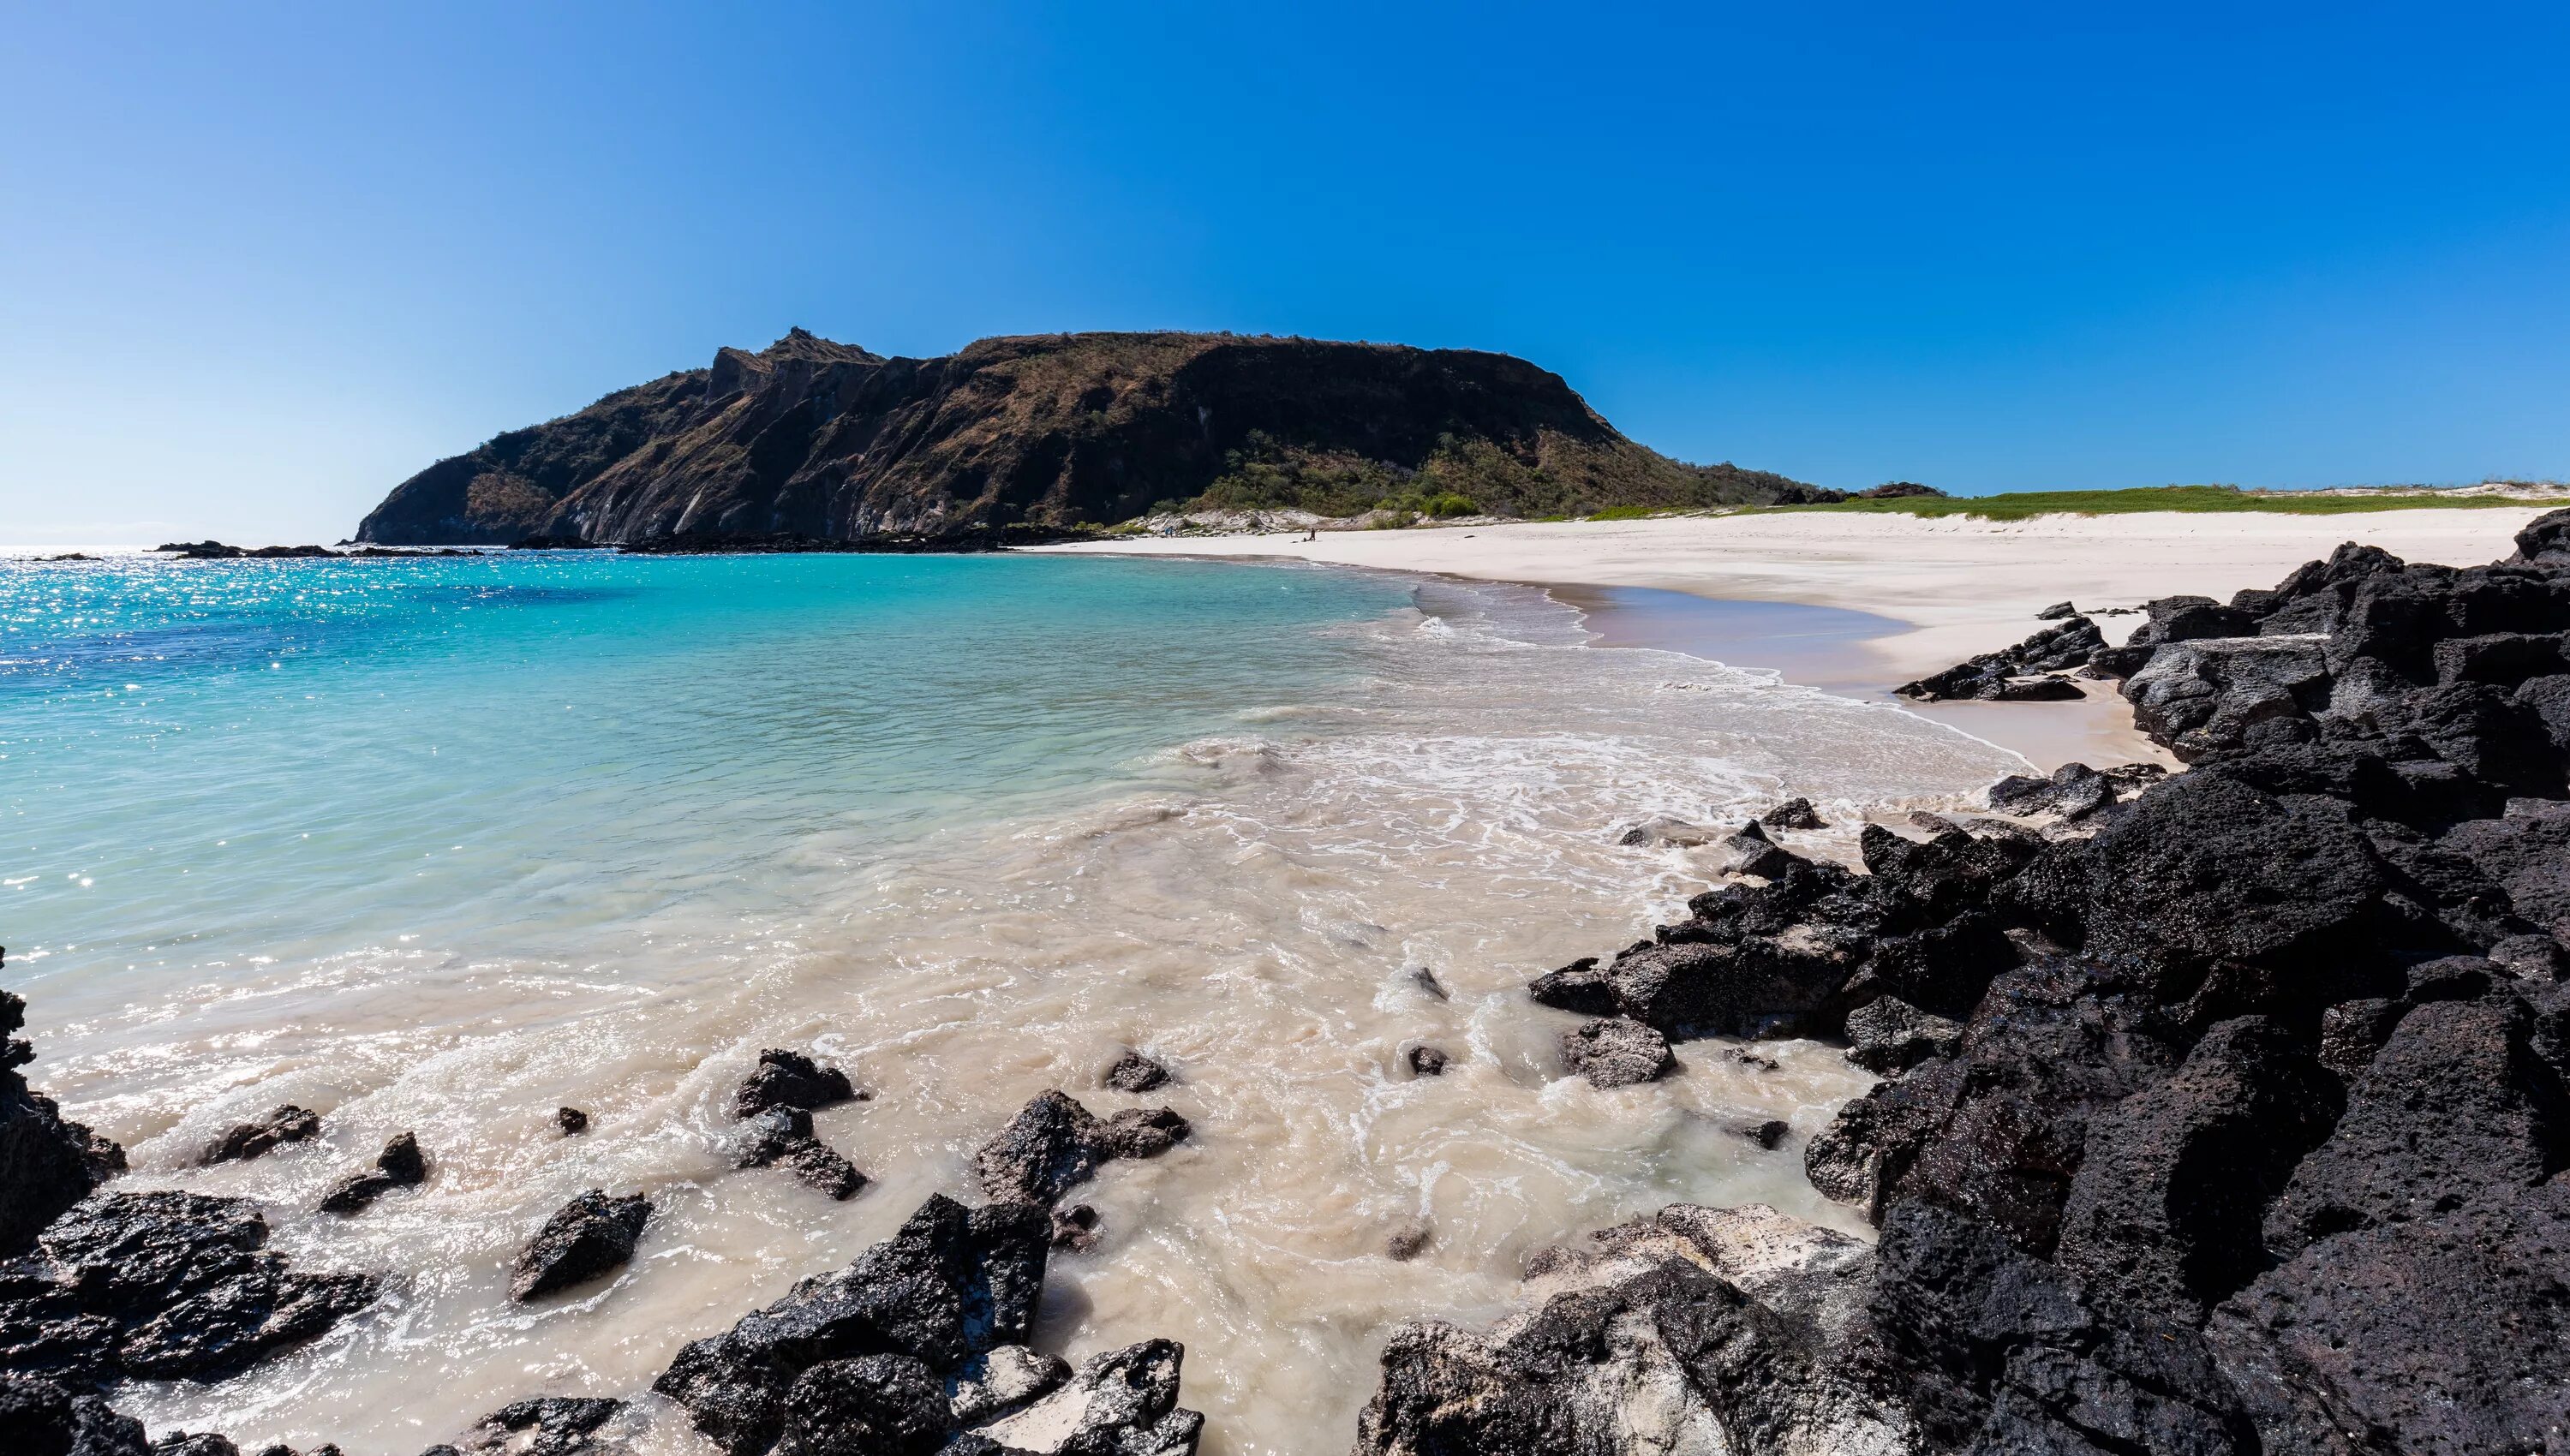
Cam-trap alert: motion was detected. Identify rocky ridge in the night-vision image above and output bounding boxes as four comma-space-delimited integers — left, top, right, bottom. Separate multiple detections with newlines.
1360, 507, 2570, 1455
353, 331, 1828, 546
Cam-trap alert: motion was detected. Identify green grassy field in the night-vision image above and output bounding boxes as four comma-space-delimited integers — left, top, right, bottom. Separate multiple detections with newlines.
1758, 485, 2569, 521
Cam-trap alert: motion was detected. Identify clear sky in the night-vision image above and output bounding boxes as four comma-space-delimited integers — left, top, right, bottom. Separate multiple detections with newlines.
5, 3, 2568, 542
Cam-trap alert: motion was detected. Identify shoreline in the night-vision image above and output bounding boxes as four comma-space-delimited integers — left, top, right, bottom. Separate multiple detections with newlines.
1029, 508, 2551, 773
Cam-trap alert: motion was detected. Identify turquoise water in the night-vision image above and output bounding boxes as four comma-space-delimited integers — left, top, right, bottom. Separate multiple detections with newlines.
3, 553, 1410, 986
0, 550, 2023, 1456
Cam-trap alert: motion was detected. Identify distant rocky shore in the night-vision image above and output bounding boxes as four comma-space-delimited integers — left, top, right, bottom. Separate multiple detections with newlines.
9, 511, 2569, 1453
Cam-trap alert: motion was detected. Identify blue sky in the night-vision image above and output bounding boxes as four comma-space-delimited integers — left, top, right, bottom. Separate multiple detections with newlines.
5, 3, 2568, 541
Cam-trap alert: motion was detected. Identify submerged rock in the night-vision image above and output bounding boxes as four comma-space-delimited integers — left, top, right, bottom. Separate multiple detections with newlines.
316, 1132, 428, 1216
1101, 1052, 1169, 1093
0, 1190, 376, 1387
200, 1106, 320, 1166
553, 1108, 589, 1137
733, 1049, 859, 1119
735, 1108, 867, 1202
1402, 1045, 1449, 1077
509, 1191, 649, 1301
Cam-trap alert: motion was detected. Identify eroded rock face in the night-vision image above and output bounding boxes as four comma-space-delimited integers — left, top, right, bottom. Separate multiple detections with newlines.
509, 1191, 649, 1301
0, 1191, 376, 1387
1897, 617, 2101, 701
450, 1397, 626, 1456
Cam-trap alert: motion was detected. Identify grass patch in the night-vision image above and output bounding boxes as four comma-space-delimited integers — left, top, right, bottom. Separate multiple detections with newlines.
1761, 485, 2570, 521
1586, 504, 1662, 521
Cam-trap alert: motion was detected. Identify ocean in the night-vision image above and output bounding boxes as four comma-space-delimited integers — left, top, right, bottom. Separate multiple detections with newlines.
0, 551, 2023, 1455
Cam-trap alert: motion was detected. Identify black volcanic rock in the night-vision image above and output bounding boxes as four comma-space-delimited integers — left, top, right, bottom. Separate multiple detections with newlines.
733, 1049, 858, 1119
734, 1107, 866, 1202
1467, 522, 2570, 1453
354, 331, 1824, 546
968, 1091, 1190, 1208
0, 1190, 376, 1387
509, 1190, 648, 1301
316, 1132, 427, 1216
0, 992, 122, 1256
0, 1373, 148, 1456
200, 1106, 320, 1166
654, 1195, 1051, 1456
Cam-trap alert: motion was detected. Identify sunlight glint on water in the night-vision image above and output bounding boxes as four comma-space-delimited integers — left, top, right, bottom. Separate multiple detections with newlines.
0, 552, 2019, 1456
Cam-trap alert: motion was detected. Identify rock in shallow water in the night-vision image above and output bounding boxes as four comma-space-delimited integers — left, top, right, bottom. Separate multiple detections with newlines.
735, 1107, 867, 1201
509, 1190, 648, 1301
200, 1106, 320, 1166
0, 1372, 147, 1456
734, 1049, 859, 1119
1100, 1052, 1169, 1093
1557, 1016, 1671, 1089
316, 1131, 428, 1216
0, 1190, 376, 1387
969, 1092, 1189, 1207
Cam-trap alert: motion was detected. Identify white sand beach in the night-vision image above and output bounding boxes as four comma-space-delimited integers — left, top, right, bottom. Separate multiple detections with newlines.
1034, 508, 2556, 770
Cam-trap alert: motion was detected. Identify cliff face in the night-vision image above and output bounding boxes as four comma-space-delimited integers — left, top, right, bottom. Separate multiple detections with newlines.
356, 331, 1822, 545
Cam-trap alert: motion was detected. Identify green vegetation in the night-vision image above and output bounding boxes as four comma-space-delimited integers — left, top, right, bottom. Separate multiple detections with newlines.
1585, 504, 1661, 521
1764, 485, 2570, 521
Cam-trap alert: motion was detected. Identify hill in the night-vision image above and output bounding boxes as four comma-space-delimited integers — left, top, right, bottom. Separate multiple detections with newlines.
354, 331, 1826, 545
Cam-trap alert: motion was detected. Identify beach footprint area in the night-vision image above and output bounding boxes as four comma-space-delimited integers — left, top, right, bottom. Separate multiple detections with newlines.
0, 549, 2023, 1455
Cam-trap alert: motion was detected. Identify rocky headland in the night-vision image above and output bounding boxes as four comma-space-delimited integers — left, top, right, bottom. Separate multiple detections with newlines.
351, 331, 1829, 547
9, 511, 2570, 1453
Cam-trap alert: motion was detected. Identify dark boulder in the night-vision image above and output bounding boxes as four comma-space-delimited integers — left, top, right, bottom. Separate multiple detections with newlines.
2122, 636, 2330, 761
775, 1355, 948, 1456
2510, 505, 2570, 566
1898, 617, 2103, 701
1843, 996, 1962, 1076
734, 1050, 858, 1119
0, 1373, 146, 1456
0, 991, 122, 1256
554, 1108, 589, 1137
201, 1106, 320, 1166
2263, 995, 2570, 1256
1985, 761, 2118, 820
654, 1195, 1049, 1456
0, 1190, 376, 1386
735, 1109, 867, 1202
509, 1191, 649, 1301
1760, 797, 1827, 830
1402, 1045, 1448, 1077
2051, 1016, 2341, 1322
316, 1132, 427, 1216
1556, 1017, 1670, 1089
969, 1093, 1188, 1208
